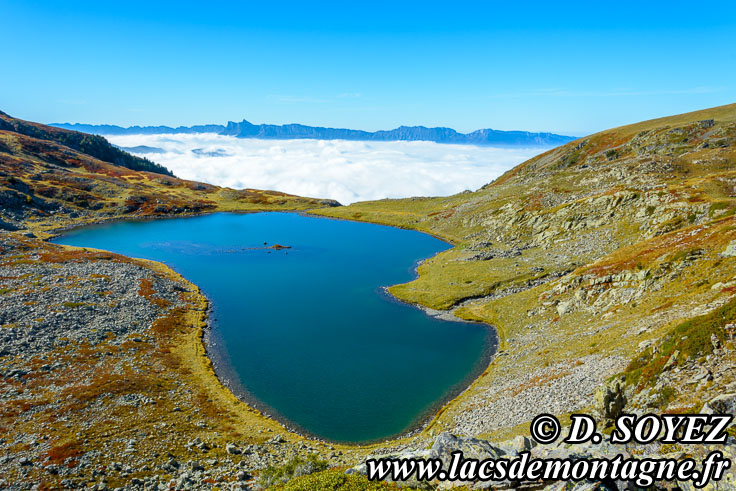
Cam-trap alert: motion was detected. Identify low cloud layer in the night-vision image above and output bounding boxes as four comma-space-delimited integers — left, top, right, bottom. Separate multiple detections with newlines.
107, 133, 546, 205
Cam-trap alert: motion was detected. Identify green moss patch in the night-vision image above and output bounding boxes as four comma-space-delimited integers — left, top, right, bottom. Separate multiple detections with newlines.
621, 297, 736, 389
270, 469, 400, 490
259, 454, 329, 488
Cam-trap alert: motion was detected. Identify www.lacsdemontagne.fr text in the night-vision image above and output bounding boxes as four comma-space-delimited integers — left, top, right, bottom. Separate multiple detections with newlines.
366, 450, 730, 488
366, 413, 734, 488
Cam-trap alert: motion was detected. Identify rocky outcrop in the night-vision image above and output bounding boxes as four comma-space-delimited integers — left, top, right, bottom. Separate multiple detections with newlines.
593, 378, 627, 422
722, 241, 736, 258
702, 393, 736, 416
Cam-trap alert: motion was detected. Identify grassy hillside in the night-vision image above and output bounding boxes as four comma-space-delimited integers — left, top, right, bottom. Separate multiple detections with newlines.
0, 111, 175, 177
0, 111, 338, 235
314, 102, 736, 435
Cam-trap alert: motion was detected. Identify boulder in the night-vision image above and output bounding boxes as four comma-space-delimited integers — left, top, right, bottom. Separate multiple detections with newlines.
557, 300, 574, 316
0, 217, 19, 231
721, 241, 736, 258
702, 393, 736, 417
508, 435, 535, 454
226, 443, 241, 455
593, 378, 627, 421
429, 432, 506, 468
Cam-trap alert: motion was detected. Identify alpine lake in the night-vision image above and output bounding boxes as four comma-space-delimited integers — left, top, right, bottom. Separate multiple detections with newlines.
53, 212, 494, 443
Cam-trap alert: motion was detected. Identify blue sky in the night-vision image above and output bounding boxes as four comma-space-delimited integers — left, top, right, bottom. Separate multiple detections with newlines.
2, 1, 735, 135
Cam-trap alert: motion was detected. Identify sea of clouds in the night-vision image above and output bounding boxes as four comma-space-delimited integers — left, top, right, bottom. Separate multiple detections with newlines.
106, 133, 547, 205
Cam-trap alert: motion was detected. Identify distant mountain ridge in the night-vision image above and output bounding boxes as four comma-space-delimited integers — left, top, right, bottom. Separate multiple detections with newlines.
52, 120, 576, 146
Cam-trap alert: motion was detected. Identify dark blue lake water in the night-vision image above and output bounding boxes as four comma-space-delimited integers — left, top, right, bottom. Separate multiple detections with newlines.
53, 212, 493, 442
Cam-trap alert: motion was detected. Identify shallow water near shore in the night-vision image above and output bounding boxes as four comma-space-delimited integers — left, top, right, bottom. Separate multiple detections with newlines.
53, 212, 494, 442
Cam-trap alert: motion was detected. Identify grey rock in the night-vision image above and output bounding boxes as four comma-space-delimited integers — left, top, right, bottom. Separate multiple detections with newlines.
429, 432, 506, 467
702, 393, 736, 416
226, 443, 241, 455
721, 241, 736, 257
593, 378, 627, 421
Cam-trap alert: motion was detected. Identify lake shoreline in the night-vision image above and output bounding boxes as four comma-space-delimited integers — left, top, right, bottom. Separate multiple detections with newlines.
201, 252, 499, 446
46, 210, 500, 446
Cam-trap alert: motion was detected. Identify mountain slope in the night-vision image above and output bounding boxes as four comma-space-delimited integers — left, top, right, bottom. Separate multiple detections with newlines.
314, 102, 736, 436
1, 111, 175, 177
0, 111, 338, 234
52, 120, 576, 147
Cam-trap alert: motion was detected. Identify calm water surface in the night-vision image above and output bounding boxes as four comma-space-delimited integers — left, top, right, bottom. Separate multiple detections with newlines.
53, 213, 493, 442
